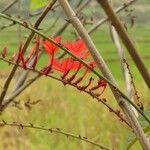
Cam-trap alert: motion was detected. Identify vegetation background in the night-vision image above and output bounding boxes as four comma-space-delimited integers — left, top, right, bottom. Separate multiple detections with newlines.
0, 0, 149, 149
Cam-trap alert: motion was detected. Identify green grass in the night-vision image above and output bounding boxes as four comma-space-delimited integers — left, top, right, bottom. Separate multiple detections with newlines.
0, 21, 150, 150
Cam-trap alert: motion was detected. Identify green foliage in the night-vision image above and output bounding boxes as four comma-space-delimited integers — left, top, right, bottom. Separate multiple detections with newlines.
124, 109, 150, 149
30, 0, 49, 10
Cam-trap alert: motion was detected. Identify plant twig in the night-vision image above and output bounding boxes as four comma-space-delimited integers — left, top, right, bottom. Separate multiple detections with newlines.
0, 121, 111, 150
110, 25, 138, 117
0, 22, 16, 31
57, 0, 150, 149
44, 12, 62, 33
123, 58, 143, 111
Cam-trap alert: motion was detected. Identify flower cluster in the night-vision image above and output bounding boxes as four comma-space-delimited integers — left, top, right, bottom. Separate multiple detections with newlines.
0, 35, 107, 97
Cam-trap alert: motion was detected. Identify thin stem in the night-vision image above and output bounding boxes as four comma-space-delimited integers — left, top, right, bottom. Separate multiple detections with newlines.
44, 12, 62, 33
0, 22, 16, 31
0, 121, 111, 150
110, 25, 138, 117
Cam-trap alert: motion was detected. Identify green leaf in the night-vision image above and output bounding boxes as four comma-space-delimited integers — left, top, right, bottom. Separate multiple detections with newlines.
124, 109, 150, 149
30, 0, 49, 10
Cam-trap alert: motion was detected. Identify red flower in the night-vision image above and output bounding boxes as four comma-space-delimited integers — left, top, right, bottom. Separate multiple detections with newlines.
32, 35, 40, 69
73, 60, 97, 85
64, 39, 89, 59
52, 58, 81, 73
89, 79, 107, 96
41, 37, 97, 79
42, 36, 61, 75
98, 80, 107, 87
16, 42, 26, 69
43, 36, 61, 55
1, 47, 7, 58
98, 80, 107, 95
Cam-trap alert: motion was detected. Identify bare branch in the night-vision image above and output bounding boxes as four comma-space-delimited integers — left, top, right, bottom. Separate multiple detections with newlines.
110, 25, 138, 117
0, 121, 111, 150
0, 22, 16, 31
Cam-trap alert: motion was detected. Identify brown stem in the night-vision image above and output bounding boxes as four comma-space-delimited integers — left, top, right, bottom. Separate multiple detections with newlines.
97, 0, 150, 89
110, 25, 138, 117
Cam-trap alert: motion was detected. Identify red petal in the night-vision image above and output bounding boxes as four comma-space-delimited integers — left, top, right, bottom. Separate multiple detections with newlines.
75, 40, 86, 52
98, 80, 107, 87
52, 59, 63, 72
1, 47, 7, 58
43, 36, 61, 55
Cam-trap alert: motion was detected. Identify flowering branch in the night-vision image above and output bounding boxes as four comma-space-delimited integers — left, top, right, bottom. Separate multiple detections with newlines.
0, 55, 130, 127
0, 0, 90, 110
0, 0, 57, 106
10, 0, 89, 101
0, 12, 149, 124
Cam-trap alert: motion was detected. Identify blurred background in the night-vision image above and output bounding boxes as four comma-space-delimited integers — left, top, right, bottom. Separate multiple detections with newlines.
0, 0, 149, 149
